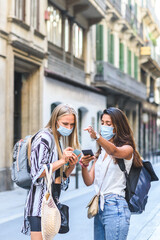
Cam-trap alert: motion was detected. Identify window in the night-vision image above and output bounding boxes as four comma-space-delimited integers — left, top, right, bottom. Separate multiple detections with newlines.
78, 107, 88, 144
97, 111, 102, 132
78, 109, 82, 144
15, 0, 25, 21
134, 3, 137, 18
119, 42, 124, 72
65, 18, 70, 52
31, 0, 39, 30
127, 48, 132, 76
91, 117, 95, 130
108, 29, 114, 65
47, 6, 62, 47
51, 102, 61, 114
96, 25, 104, 61
73, 23, 83, 59
128, 0, 131, 10
134, 54, 138, 80
141, 68, 147, 85
150, 78, 154, 99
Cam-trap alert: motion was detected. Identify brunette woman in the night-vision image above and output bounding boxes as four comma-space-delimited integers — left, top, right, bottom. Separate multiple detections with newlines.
81, 107, 142, 240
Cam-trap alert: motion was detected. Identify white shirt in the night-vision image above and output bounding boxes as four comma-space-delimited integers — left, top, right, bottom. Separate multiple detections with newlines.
94, 148, 133, 210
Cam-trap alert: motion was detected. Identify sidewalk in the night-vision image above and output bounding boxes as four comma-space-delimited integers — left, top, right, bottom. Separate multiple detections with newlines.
1, 164, 160, 240
0, 174, 93, 225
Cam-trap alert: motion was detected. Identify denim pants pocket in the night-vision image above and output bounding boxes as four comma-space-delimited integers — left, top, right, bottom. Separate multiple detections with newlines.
124, 205, 131, 225
104, 198, 117, 206
94, 195, 130, 240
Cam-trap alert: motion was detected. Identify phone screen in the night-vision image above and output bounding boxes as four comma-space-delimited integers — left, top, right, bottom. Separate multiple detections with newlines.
82, 149, 94, 156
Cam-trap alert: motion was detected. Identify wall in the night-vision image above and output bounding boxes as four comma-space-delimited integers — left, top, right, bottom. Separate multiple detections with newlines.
43, 77, 106, 151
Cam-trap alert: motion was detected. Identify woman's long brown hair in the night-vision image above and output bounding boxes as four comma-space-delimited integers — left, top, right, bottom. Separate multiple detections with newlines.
97, 107, 142, 167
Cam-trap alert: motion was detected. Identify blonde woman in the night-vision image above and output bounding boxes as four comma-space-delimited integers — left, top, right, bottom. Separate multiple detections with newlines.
21, 104, 80, 240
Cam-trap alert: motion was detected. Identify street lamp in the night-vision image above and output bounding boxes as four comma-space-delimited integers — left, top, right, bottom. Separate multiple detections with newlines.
142, 112, 149, 124
148, 92, 154, 103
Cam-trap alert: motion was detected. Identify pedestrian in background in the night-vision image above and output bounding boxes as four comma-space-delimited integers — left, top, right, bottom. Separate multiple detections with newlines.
81, 107, 143, 240
22, 104, 80, 240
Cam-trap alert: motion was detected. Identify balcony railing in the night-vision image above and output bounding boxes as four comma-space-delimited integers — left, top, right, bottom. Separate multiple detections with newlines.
94, 61, 147, 100
141, 45, 160, 67
48, 55, 85, 84
151, 46, 160, 65
95, 0, 106, 12
108, 0, 121, 15
123, 3, 143, 40
143, 0, 160, 30
125, 4, 132, 24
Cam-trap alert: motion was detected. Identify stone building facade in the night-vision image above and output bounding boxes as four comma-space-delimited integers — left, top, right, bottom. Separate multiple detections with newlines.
0, 0, 107, 191
0, 0, 160, 191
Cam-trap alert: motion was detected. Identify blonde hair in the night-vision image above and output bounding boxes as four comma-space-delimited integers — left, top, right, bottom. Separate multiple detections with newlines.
45, 104, 80, 158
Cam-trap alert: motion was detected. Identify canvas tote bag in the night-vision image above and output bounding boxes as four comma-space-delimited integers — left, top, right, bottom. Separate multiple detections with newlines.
41, 164, 61, 240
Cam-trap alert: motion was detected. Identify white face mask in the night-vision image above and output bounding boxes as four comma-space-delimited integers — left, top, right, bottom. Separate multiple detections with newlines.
57, 124, 73, 137
100, 125, 115, 140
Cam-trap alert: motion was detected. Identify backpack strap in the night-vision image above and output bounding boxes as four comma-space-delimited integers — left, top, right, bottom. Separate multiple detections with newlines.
27, 128, 55, 166
117, 159, 131, 201
27, 137, 32, 163
27, 131, 41, 166
48, 129, 55, 153
117, 159, 129, 178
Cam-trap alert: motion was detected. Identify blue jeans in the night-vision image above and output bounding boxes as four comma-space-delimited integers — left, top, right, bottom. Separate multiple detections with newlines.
94, 194, 131, 240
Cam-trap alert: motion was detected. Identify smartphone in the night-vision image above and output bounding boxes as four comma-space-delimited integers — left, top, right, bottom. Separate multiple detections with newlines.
82, 149, 94, 156
73, 149, 81, 156
73, 149, 82, 162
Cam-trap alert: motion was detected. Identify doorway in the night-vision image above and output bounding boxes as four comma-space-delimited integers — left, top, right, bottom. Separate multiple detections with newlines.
13, 57, 41, 145
14, 72, 22, 144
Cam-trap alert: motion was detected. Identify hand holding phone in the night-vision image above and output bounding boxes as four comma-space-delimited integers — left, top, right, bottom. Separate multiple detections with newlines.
73, 149, 81, 156
73, 149, 81, 162
82, 149, 94, 156
80, 149, 94, 167
66, 149, 82, 166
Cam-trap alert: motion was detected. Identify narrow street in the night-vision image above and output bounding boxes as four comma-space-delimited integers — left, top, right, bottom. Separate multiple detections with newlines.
1, 0, 160, 239
0, 164, 160, 240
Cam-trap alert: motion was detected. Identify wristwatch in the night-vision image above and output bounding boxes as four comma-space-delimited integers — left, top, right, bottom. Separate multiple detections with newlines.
94, 132, 100, 141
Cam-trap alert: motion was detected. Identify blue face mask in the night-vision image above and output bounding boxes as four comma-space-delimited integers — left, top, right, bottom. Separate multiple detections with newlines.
57, 125, 73, 137
100, 125, 115, 140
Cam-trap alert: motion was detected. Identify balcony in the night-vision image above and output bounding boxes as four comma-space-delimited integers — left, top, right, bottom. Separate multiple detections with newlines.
120, 3, 143, 42
124, 4, 131, 24
140, 46, 160, 78
48, 54, 85, 84
95, 0, 106, 13
66, 0, 106, 26
107, 0, 121, 15
106, 1, 143, 43
141, 0, 160, 38
93, 61, 147, 100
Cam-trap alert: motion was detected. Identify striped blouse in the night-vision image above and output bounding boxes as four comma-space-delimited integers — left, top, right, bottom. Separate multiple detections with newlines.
21, 128, 58, 235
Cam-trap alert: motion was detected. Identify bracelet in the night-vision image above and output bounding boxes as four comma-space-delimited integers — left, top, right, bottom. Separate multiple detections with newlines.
79, 160, 89, 168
